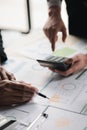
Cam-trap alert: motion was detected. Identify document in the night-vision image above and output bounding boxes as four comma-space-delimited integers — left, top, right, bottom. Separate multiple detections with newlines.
0, 103, 46, 129
20, 38, 79, 60
3, 56, 53, 89
29, 107, 87, 130
34, 69, 87, 114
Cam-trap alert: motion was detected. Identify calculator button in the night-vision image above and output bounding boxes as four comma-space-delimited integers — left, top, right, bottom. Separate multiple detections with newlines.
48, 56, 61, 61
46, 56, 54, 61
58, 58, 66, 62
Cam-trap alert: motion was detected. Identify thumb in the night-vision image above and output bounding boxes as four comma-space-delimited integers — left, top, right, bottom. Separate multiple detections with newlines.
65, 56, 79, 65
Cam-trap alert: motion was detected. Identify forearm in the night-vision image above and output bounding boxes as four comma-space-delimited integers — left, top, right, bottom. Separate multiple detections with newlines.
47, 0, 62, 17
47, 0, 62, 8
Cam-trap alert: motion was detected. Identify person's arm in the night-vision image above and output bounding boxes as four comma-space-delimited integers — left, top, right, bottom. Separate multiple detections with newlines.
47, 0, 62, 8
0, 31, 7, 63
49, 54, 87, 76
43, 0, 67, 51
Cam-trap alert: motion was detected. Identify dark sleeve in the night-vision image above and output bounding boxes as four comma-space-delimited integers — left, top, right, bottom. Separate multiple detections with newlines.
47, 0, 62, 8
0, 31, 7, 64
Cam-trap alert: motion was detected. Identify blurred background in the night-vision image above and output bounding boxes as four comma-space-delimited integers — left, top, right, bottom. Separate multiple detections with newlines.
30, 0, 68, 29
0, 0, 68, 49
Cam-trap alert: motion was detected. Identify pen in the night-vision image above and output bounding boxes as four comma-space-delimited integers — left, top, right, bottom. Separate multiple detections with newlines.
37, 92, 49, 99
75, 69, 87, 79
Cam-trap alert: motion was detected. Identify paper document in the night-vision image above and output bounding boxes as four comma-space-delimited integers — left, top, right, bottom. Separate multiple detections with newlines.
29, 107, 87, 130
0, 103, 46, 129
34, 70, 87, 114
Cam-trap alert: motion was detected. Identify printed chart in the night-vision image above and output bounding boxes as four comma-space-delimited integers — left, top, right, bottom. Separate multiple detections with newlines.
29, 107, 87, 130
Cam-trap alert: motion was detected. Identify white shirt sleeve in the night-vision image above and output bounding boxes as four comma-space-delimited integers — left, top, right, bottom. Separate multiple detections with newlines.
47, 0, 62, 8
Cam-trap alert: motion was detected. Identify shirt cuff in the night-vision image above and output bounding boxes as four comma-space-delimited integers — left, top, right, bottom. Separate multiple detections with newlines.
47, 0, 62, 8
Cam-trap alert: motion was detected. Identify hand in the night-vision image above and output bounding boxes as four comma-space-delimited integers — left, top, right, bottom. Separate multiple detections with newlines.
0, 80, 38, 106
49, 54, 87, 76
0, 66, 15, 80
43, 6, 67, 51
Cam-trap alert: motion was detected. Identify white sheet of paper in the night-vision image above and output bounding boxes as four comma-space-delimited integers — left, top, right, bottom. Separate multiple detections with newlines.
35, 71, 87, 114
28, 107, 87, 130
0, 103, 46, 127
3, 57, 54, 89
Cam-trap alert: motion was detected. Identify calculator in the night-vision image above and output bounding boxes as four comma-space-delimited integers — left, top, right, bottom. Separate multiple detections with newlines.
37, 56, 71, 71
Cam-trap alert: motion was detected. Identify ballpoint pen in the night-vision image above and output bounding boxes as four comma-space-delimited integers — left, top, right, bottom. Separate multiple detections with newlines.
37, 92, 49, 99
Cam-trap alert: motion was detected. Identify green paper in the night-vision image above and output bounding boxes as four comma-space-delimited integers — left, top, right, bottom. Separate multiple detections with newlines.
85, 47, 87, 50
53, 47, 77, 57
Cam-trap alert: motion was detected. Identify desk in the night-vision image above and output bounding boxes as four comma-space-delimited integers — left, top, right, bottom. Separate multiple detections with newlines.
1, 30, 87, 130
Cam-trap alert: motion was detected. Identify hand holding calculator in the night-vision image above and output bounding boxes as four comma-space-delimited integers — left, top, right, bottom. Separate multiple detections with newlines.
37, 56, 72, 71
